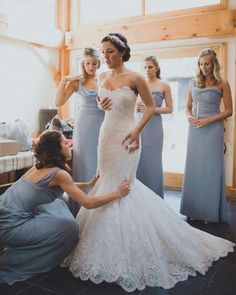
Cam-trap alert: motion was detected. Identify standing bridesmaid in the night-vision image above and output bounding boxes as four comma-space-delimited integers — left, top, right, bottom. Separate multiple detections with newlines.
135, 55, 173, 197
180, 48, 233, 223
55, 47, 104, 215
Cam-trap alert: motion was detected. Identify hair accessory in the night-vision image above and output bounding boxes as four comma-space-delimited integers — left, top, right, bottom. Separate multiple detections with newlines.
105, 35, 126, 48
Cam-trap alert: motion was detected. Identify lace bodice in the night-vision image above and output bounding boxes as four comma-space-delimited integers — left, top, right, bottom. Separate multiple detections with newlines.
97, 87, 139, 183
98, 87, 136, 141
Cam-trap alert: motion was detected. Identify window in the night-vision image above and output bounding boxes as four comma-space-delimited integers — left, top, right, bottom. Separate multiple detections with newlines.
159, 57, 197, 173
78, 0, 226, 25
146, 0, 221, 14
80, 0, 141, 24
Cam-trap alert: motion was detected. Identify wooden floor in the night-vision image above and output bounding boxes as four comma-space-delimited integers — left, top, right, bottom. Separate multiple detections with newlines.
1, 190, 235, 295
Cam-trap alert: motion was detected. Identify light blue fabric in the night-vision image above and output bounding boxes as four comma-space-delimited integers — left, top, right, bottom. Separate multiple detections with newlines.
0, 168, 78, 284
180, 80, 228, 222
135, 91, 164, 198
69, 82, 104, 216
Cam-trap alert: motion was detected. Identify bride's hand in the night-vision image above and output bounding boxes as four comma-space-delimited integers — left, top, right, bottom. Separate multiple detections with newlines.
122, 128, 140, 153
97, 96, 112, 110
116, 180, 130, 198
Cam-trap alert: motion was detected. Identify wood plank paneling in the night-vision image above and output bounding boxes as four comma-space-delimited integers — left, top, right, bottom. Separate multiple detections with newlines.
67, 9, 236, 50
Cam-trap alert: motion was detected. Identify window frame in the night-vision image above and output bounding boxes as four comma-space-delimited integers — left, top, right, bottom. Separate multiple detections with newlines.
77, 0, 228, 26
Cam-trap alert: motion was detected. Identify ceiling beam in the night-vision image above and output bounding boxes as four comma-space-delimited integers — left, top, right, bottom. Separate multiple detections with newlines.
67, 9, 236, 50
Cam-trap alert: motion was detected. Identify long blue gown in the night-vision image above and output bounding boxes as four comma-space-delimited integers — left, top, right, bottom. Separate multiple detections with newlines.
180, 79, 228, 222
0, 168, 78, 284
135, 91, 164, 198
69, 81, 104, 216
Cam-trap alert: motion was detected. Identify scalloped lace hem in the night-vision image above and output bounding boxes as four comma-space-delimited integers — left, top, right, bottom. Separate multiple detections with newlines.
68, 246, 234, 292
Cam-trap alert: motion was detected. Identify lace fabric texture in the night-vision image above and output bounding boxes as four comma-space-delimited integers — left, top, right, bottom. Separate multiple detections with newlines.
65, 87, 235, 292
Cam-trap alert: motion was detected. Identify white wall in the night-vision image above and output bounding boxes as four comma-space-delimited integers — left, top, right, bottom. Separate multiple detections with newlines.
0, 38, 58, 133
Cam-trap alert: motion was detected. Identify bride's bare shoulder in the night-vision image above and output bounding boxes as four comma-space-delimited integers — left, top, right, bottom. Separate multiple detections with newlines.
128, 70, 142, 79
98, 71, 110, 86
98, 71, 109, 80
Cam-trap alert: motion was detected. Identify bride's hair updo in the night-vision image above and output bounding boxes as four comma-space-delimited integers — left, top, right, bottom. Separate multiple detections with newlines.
101, 33, 131, 62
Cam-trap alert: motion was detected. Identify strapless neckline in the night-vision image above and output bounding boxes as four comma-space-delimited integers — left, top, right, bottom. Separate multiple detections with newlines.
100, 86, 137, 96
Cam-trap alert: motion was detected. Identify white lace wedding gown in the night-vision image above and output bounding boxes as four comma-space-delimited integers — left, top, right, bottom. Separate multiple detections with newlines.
66, 87, 235, 292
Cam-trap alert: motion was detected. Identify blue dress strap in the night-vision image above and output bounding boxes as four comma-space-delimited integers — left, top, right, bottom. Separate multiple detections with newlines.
188, 78, 196, 90
37, 168, 61, 184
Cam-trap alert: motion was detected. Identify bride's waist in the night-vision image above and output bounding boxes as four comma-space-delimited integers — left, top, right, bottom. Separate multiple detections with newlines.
98, 133, 128, 146
101, 120, 135, 130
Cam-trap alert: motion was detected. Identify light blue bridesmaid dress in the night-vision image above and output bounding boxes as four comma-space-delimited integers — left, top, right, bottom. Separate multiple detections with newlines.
135, 91, 164, 198
180, 79, 228, 222
0, 168, 78, 284
69, 81, 104, 216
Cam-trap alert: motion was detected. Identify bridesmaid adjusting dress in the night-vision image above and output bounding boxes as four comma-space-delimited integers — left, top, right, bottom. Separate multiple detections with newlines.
0, 130, 129, 285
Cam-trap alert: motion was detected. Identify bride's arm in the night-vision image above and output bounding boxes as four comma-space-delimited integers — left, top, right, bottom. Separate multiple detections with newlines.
123, 75, 155, 153
135, 75, 155, 131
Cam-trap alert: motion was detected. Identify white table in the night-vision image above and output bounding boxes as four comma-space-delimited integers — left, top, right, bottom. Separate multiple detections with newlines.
0, 151, 35, 174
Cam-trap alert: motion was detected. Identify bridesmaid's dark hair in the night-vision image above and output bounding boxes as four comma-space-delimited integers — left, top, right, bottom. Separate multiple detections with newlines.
101, 33, 131, 62
144, 55, 161, 79
34, 130, 70, 173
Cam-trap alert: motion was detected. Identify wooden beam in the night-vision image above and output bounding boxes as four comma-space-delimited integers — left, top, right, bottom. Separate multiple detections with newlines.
57, 0, 71, 120
30, 45, 61, 84
230, 39, 236, 198
0, 30, 63, 49
68, 9, 236, 50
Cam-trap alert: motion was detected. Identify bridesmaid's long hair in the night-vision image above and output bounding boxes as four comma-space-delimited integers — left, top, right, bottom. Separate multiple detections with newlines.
196, 48, 221, 88
80, 47, 101, 83
34, 130, 70, 173
144, 55, 161, 79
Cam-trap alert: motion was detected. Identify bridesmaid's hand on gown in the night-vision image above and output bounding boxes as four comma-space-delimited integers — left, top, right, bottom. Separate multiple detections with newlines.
87, 175, 100, 188
116, 180, 130, 197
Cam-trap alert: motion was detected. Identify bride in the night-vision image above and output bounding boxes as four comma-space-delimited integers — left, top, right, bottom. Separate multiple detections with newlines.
65, 33, 235, 292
